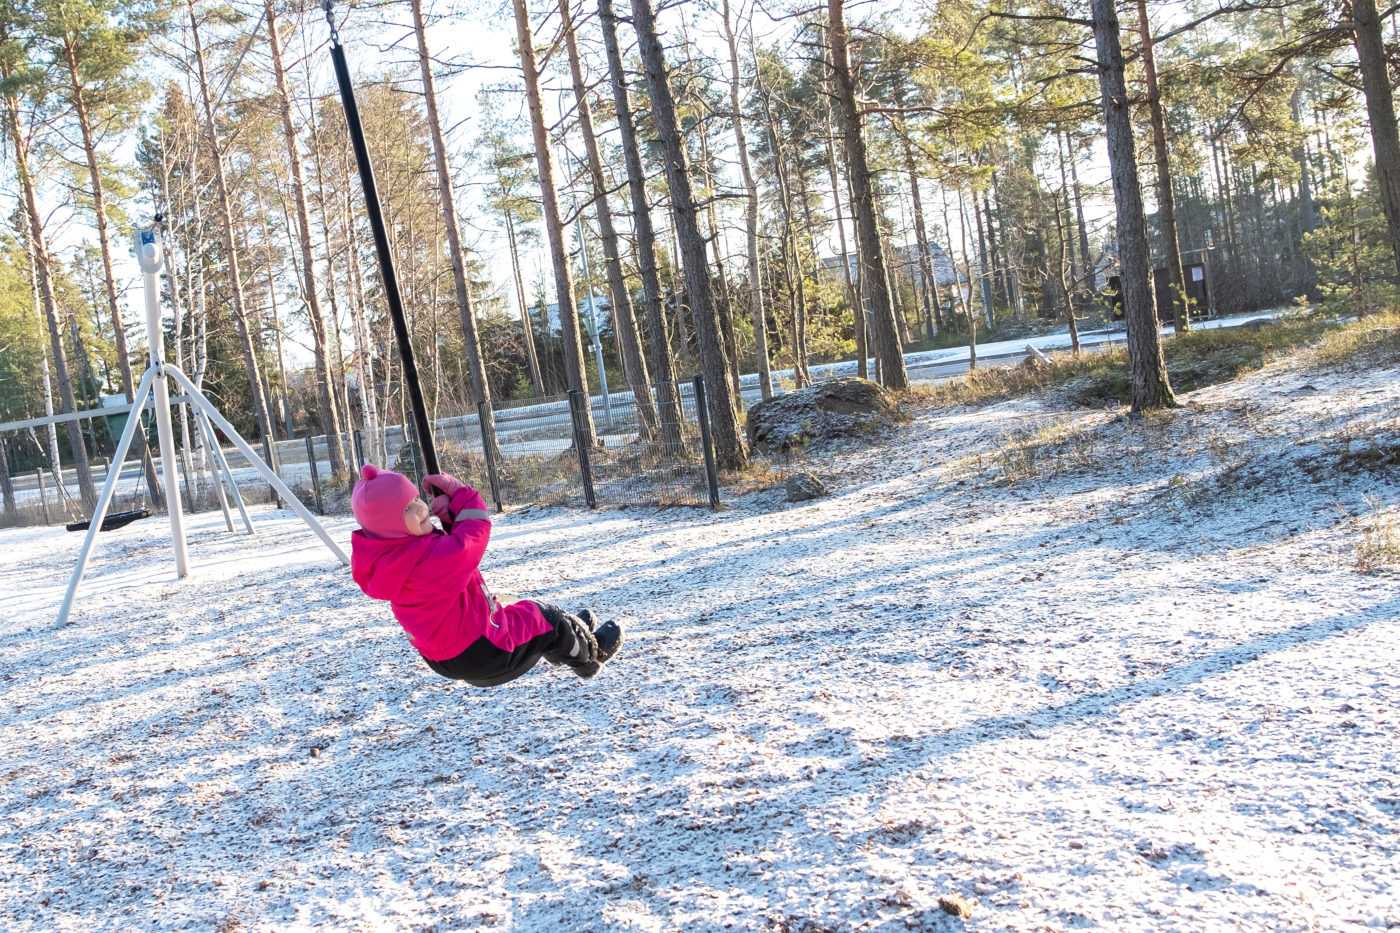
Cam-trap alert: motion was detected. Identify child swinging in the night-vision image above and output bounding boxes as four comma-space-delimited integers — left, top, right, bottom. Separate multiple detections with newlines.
350, 464, 622, 686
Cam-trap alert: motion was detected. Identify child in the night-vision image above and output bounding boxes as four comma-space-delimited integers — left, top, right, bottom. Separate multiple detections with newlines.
350, 463, 622, 687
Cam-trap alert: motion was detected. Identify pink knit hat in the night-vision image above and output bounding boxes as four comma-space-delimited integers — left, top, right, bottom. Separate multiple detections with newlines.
351, 463, 419, 538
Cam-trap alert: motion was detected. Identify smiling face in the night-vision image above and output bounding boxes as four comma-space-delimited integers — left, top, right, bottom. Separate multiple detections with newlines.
403, 498, 434, 536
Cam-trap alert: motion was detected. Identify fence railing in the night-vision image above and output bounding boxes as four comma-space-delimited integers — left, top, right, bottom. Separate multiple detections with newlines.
0, 375, 724, 529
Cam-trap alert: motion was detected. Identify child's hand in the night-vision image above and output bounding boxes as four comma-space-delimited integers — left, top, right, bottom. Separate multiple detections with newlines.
421, 472, 464, 500
429, 494, 454, 526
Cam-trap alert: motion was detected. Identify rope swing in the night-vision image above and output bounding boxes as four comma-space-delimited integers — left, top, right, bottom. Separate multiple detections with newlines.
322, 0, 440, 478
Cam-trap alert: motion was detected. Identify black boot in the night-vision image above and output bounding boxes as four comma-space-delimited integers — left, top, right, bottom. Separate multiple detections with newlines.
574, 610, 623, 677
537, 602, 598, 675
592, 620, 623, 667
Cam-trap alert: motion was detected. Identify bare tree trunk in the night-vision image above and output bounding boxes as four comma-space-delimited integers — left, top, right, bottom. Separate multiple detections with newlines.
341, 171, 384, 466
7, 94, 96, 511
1290, 84, 1316, 296
827, 0, 906, 390
505, 211, 544, 396
17, 177, 79, 506
560, 0, 659, 439
412, 0, 502, 461
188, 1, 277, 449
1091, 0, 1176, 411
1055, 130, 1080, 303
984, 192, 1010, 309
824, 120, 864, 367
884, 221, 912, 345
668, 214, 692, 370
512, 0, 594, 447
972, 190, 995, 326
1353, 0, 1400, 281
60, 35, 162, 508
1055, 191, 1082, 354
721, 0, 771, 400
267, 0, 345, 468
599, 0, 684, 449
630, 0, 747, 469
699, 124, 743, 401
957, 187, 978, 370
1070, 142, 1093, 284
254, 187, 293, 440
1134, 0, 1189, 333
154, 145, 198, 494
848, 159, 871, 379
902, 133, 937, 342
755, 71, 811, 387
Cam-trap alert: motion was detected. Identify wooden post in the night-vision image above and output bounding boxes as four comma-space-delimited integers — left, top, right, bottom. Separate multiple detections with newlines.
305, 435, 323, 514
692, 375, 720, 510
36, 469, 49, 525
0, 436, 15, 520
478, 401, 503, 512
568, 389, 597, 509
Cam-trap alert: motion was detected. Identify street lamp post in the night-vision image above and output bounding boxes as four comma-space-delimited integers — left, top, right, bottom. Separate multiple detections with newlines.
574, 212, 612, 426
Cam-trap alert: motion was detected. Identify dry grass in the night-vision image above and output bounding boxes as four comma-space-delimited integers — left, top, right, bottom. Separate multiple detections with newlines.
1354, 500, 1400, 574
906, 312, 1371, 412
720, 458, 796, 497
946, 415, 1109, 487
1304, 310, 1400, 370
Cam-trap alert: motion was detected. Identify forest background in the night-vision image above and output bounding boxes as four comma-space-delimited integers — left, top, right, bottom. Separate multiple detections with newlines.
0, 0, 1394, 506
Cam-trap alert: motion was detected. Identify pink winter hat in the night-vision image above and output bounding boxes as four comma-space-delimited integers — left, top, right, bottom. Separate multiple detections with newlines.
352, 463, 419, 538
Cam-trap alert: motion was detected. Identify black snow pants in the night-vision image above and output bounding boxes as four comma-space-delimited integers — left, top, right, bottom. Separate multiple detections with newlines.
421, 601, 597, 687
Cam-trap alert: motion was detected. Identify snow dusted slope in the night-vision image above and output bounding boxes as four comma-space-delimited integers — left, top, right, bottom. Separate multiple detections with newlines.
2, 350, 1398, 932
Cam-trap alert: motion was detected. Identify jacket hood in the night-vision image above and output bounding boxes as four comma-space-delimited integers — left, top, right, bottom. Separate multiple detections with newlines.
351, 530, 435, 601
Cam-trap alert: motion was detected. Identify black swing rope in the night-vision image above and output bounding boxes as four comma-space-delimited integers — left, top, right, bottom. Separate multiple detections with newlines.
323, 0, 440, 481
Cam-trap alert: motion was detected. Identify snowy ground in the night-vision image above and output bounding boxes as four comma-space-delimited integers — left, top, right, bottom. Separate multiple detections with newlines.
2, 343, 1398, 932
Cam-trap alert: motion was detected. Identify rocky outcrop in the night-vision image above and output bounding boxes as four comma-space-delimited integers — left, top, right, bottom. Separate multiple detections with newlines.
745, 377, 896, 454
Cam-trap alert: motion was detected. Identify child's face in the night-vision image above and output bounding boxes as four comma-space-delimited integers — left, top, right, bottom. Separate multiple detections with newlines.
403, 498, 434, 536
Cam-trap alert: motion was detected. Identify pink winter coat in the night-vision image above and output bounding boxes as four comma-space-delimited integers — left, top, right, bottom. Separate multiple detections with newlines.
351, 485, 551, 661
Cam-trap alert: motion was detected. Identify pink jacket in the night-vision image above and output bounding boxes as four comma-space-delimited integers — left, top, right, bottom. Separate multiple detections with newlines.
351, 485, 551, 661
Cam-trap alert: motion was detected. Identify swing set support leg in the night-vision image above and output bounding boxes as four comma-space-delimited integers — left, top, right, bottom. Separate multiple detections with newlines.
195, 404, 236, 533
56, 367, 158, 629
195, 403, 252, 535
168, 367, 349, 567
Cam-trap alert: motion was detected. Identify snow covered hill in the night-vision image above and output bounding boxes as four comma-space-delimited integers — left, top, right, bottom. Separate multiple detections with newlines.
2, 344, 1397, 932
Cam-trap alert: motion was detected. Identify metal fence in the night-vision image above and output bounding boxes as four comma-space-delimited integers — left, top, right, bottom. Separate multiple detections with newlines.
0, 375, 723, 529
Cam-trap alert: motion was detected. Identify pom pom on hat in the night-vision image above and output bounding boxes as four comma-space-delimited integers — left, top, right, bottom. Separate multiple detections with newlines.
352, 463, 418, 538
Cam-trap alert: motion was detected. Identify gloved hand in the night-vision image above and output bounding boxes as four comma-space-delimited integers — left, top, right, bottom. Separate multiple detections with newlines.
422, 473, 464, 526
421, 472, 464, 499
428, 493, 454, 526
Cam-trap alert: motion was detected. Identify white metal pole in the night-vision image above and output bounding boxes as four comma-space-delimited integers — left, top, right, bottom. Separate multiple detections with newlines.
55, 368, 156, 628
574, 212, 612, 425
167, 367, 349, 566
195, 405, 252, 534
136, 226, 189, 577
193, 405, 238, 533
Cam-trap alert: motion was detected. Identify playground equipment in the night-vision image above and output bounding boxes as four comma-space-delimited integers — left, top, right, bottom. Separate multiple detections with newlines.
54, 223, 348, 628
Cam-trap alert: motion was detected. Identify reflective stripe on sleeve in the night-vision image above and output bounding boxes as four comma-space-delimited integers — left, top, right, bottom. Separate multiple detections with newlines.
455, 508, 490, 522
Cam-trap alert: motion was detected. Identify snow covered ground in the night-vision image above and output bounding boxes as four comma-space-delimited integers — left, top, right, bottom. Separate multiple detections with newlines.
2, 343, 1398, 932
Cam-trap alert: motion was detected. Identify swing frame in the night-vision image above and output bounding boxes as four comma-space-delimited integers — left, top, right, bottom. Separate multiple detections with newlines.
55, 225, 348, 629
